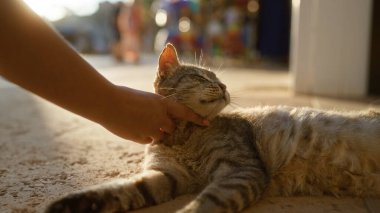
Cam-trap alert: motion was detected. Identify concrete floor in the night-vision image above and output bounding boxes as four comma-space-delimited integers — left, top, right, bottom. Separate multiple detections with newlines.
0, 54, 379, 212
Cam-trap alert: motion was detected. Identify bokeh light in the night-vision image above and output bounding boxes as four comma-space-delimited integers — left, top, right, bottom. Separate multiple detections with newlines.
247, 0, 259, 14
179, 17, 191, 33
155, 9, 168, 27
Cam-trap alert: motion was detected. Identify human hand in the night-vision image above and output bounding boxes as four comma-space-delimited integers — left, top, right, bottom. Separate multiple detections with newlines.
99, 85, 208, 144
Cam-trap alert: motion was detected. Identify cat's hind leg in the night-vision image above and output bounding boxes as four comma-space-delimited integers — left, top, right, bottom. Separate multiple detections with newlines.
46, 170, 181, 213
177, 170, 268, 213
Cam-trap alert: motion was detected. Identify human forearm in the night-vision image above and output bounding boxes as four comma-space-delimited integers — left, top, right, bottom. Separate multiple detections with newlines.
0, 0, 207, 143
0, 0, 113, 123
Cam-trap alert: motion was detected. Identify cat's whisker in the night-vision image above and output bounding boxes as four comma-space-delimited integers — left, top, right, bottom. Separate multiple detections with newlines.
229, 98, 243, 106
226, 104, 238, 110
229, 94, 241, 99
229, 89, 249, 97
228, 92, 243, 98
202, 61, 209, 70
194, 52, 198, 65
213, 61, 226, 75
229, 101, 244, 108
227, 91, 244, 99
199, 50, 204, 67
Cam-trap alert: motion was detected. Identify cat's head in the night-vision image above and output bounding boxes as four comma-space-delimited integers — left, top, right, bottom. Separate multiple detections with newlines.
154, 44, 230, 119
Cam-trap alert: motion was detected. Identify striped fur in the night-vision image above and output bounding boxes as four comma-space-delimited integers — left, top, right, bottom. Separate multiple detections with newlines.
46, 44, 380, 213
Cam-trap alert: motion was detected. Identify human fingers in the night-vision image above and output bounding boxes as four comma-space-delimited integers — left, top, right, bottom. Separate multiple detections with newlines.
151, 129, 165, 143
138, 136, 154, 144
159, 117, 175, 134
117, 131, 152, 144
165, 99, 209, 126
110, 131, 152, 144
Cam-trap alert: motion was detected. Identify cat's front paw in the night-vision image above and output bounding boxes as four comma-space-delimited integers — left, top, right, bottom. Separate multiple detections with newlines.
45, 191, 111, 213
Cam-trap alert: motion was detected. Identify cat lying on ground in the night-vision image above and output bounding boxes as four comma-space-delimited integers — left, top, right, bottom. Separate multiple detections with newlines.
46, 44, 380, 213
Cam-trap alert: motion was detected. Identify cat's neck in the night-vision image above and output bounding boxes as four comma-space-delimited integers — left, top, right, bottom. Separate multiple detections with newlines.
160, 120, 204, 146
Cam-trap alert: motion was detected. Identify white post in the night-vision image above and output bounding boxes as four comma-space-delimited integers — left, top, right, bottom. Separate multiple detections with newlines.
290, 0, 373, 97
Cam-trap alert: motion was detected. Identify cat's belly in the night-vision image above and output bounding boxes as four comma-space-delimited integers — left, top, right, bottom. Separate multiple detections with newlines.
265, 156, 380, 197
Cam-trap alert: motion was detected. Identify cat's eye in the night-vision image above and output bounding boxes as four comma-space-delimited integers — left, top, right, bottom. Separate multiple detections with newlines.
200, 99, 216, 104
190, 75, 209, 82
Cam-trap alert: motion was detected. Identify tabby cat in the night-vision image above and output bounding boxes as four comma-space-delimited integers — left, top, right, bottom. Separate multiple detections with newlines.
46, 44, 380, 213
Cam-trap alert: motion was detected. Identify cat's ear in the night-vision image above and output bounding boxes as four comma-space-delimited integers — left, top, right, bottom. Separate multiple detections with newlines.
158, 43, 180, 77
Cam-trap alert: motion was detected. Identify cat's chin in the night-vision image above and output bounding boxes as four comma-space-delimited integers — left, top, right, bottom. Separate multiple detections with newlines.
204, 101, 229, 120
204, 94, 230, 120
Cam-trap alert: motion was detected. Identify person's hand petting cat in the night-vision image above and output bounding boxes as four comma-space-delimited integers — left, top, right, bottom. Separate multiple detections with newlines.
102, 86, 209, 143
0, 0, 207, 144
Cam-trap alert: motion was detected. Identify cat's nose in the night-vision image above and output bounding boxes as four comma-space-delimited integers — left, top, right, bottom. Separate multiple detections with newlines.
218, 83, 227, 92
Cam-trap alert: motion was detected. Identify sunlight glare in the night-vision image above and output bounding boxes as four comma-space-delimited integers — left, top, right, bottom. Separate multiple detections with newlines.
23, 0, 66, 21
23, 0, 100, 21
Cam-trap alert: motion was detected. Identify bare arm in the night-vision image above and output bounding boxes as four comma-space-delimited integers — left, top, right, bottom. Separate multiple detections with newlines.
0, 0, 207, 144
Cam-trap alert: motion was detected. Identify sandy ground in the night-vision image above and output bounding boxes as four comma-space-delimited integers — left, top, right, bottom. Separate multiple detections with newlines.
1, 55, 379, 213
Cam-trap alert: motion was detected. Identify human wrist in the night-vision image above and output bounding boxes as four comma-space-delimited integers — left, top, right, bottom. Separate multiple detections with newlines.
88, 82, 121, 126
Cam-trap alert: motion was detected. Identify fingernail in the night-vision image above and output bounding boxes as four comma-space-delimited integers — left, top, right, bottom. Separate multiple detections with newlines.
202, 119, 210, 126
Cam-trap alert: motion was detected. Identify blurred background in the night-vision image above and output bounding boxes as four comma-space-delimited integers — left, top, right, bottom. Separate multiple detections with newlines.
23, 0, 379, 98
1, 2, 379, 211
24, 0, 290, 65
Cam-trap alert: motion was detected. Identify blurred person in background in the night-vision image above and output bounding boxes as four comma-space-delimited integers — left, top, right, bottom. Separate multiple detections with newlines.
117, 0, 145, 63
0, 0, 208, 144
111, 2, 124, 61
